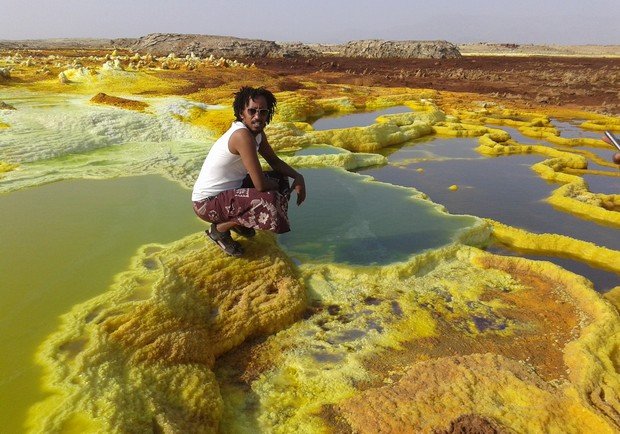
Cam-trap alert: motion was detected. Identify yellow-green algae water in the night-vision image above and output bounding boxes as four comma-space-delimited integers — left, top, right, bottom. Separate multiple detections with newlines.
0, 175, 204, 433
1, 79, 619, 433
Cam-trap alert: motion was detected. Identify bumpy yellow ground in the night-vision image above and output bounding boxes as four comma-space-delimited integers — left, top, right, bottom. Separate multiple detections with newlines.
212, 247, 619, 433
3, 52, 619, 433
28, 233, 305, 433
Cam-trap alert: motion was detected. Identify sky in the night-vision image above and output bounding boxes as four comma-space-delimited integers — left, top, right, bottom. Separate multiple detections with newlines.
1, 0, 619, 45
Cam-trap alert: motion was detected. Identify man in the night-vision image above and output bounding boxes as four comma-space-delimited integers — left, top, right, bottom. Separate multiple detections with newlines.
192, 86, 306, 257
602, 131, 620, 164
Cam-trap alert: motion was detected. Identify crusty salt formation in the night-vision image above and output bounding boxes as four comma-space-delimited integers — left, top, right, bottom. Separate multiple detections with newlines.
216, 248, 619, 433
28, 232, 306, 433
0, 161, 17, 176
488, 219, 620, 274
89, 92, 149, 111
335, 353, 610, 433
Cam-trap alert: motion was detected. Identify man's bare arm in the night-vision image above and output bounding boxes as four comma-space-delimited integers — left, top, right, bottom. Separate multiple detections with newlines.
258, 134, 306, 205
229, 130, 278, 191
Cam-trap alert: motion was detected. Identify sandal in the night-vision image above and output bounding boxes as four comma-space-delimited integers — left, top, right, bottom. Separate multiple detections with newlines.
206, 224, 244, 257
231, 225, 256, 238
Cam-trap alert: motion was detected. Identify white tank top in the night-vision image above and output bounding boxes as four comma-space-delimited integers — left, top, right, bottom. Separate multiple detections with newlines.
192, 122, 262, 201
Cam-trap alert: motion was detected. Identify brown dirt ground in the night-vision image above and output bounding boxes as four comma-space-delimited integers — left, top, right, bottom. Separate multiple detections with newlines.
249, 56, 620, 115
3, 49, 618, 115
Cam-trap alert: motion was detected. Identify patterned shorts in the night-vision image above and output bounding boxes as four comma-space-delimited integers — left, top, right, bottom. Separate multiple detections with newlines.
192, 172, 292, 234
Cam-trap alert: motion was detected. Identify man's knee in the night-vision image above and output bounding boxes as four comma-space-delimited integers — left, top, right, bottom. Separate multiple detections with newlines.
254, 190, 278, 202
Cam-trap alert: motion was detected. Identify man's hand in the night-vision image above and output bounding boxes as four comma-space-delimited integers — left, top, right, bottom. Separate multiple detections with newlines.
265, 177, 280, 191
292, 174, 306, 205
602, 133, 620, 164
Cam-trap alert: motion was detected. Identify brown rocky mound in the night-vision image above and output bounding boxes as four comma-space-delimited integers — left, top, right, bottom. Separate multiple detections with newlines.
120, 34, 460, 59
459, 42, 620, 57
117, 33, 320, 58
0, 101, 16, 110
90, 93, 148, 111
0, 34, 460, 59
341, 39, 462, 58
436, 414, 507, 434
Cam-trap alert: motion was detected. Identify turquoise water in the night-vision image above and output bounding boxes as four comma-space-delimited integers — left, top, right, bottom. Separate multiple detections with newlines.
279, 167, 481, 265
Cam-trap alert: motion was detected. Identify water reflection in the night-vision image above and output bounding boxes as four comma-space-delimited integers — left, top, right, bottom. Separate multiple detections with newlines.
311, 105, 412, 131
552, 118, 602, 140
381, 136, 482, 160
487, 245, 618, 292
360, 136, 619, 291
487, 123, 617, 172
583, 174, 620, 195
281, 145, 348, 157
494, 126, 540, 145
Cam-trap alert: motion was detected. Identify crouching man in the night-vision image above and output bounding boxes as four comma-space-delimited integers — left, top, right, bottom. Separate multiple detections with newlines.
192, 86, 306, 257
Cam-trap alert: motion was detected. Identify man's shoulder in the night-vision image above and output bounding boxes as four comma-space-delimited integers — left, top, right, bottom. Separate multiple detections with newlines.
230, 127, 253, 141
228, 127, 257, 152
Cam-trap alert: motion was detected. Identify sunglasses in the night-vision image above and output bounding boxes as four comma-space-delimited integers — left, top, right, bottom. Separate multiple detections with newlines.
247, 108, 270, 117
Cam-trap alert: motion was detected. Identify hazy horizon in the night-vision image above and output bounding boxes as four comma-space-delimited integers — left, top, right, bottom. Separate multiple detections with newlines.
1, 0, 619, 45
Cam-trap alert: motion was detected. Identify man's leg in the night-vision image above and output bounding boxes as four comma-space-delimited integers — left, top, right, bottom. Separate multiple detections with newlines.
206, 222, 243, 257
193, 194, 245, 257
215, 221, 239, 233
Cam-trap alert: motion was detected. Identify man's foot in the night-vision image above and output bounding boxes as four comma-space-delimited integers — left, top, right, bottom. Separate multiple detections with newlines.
206, 224, 243, 257
231, 225, 256, 238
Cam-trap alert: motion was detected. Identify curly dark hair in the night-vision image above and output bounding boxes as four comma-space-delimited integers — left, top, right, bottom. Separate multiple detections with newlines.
233, 86, 277, 124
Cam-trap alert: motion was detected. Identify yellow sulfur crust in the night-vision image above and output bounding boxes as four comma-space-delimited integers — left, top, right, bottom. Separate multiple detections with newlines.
28, 232, 306, 433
